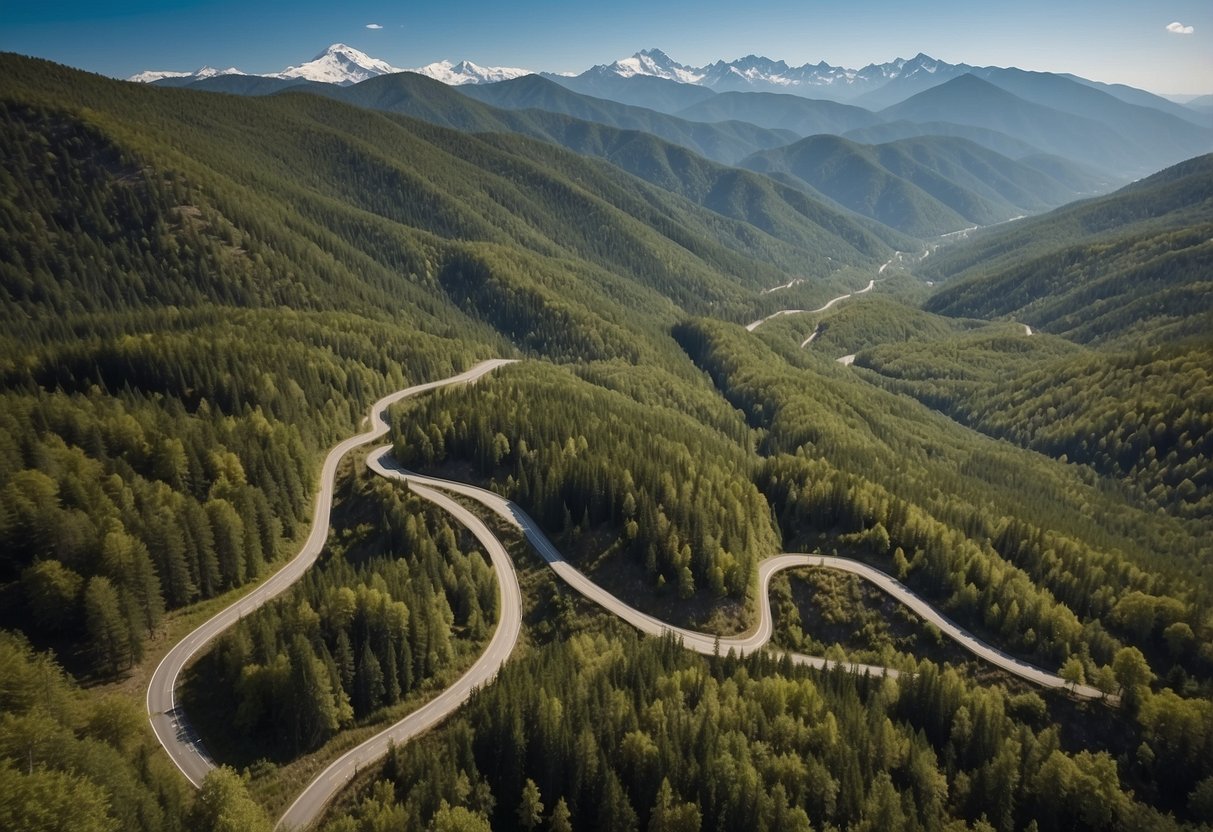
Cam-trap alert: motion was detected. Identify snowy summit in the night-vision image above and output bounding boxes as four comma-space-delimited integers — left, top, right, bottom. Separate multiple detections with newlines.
128, 65, 244, 84
130, 43, 533, 88
581, 49, 971, 100
412, 59, 532, 86
126, 44, 960, 101
270, 43, 403, 85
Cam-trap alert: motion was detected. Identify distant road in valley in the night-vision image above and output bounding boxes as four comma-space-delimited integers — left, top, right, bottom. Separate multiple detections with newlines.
147, 359, 515, 791
746, 278, 877, 332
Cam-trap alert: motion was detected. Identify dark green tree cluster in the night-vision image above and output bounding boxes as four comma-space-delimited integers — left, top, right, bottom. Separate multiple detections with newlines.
321, 629, 1195, 832
393, 363, 778, 599
0, 629, 270, 832
910, 345, 1208, 526
187, 479, 497, 761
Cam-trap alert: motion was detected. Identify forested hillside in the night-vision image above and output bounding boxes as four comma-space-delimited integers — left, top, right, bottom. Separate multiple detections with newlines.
393, 362, 776, 609
739, 133, 1097, 235
922, 153, 1213, 345
2, 49, 1212, 832
864, 157, 1213, 538
320, 629, 1209, 832
454, 73, 801, 164
184, 474, 497, 790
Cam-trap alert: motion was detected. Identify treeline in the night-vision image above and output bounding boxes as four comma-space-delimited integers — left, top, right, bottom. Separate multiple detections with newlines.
674, 319, 1211, 683
186, 478, 497, 761
392, 362, 777, 599
321, 629, 1206, 832
0, 629, 272, 832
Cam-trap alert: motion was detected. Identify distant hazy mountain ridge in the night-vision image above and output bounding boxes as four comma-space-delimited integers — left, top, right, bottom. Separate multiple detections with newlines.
129, 43, 1211, 179
581, 48, 974, 101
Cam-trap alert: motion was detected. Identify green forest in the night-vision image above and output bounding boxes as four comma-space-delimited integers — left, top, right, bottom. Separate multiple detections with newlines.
1, 50, 1211, 832
184, 475, 498, 766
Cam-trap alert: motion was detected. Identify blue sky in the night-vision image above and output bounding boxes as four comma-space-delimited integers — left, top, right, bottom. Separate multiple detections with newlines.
2, 0, 1210, 93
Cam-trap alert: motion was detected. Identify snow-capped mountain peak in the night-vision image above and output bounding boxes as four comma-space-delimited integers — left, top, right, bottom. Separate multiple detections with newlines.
412, 59, 533, 85
271, 43, 403, 85
582, 48, 968, 100
128, 65, 244, 84
125, 44, 968, 103
606, 49, 705, 84
194, 66, 243, 79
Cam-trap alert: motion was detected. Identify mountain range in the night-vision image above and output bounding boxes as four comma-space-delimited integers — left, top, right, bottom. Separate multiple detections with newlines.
6, 38, 1213, 832
133, 43, 1211, 188
131, 44, 1210, 119
133, 43, 532, 87
572, 48, 970, 104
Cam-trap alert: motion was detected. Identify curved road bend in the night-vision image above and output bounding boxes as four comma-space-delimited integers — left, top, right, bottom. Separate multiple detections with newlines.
747, 279, 877, 332
278, 466, 522, 831
379, 458, 888, 677
383, 455, 1106, 700
147, 359, 516, 790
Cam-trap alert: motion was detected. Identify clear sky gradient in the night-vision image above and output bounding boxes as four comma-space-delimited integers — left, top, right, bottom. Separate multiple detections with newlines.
2, 0, 1210, 94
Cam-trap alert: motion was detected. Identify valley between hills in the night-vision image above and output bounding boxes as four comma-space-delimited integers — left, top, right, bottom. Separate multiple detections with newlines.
1, 41, 1211, 832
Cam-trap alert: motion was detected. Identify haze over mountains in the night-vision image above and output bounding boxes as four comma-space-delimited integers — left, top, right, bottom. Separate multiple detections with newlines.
132, 43, 1211, 185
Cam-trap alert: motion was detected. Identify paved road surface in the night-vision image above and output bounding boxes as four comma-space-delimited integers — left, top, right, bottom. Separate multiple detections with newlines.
389, 457, 1106, 700
147, 359, 515, 790
384, 462, 883, 674
152, 354, 1107, 831
277, 457, 522, 831
746, 279, 876, 332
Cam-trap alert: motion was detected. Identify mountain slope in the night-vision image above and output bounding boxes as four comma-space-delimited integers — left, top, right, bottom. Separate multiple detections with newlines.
881, 74, 1195, 177
741, 135, 968, 236
675, 90, 883, 136
842, 119, 1044, 159
923, 154, 1213, 344
175, 74, 328, 96
301, 71, 910, 266
973, 67, 1213, 171
1061, 73, 1212, 127
454, 73, 799, 164
740, 134, 1101, 236
543, 71, 717, 114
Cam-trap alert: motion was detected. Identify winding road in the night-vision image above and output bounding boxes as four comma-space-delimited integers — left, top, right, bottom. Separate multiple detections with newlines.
276, 469, 521, 831
146, 359, 516, 789
150, 356, 1107, 832
746, 278, 877, 332
374, 453, 1105, 700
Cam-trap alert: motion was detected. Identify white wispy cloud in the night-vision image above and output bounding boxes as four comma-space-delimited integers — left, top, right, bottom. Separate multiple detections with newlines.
365, 23, 383, 30
1165, 21, 1194, 35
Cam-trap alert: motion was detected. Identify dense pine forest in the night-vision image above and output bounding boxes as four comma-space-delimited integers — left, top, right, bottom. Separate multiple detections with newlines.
1, 50, 1211, 832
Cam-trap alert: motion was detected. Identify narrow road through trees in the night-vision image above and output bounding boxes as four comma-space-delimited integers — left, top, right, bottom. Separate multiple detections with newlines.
152, 357, 1107, 832
146, 360, 515, 789
381, 457, 1105, 700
